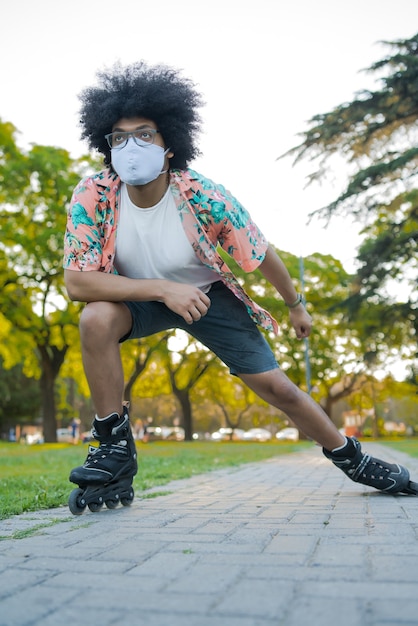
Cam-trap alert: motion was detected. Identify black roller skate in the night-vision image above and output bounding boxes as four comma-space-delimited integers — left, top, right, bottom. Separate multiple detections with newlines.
68, 406, 138, 515
323, 437, 418, 495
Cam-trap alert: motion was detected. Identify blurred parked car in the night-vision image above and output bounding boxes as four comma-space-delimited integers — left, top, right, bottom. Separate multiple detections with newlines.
276, 427, 299, 441
192, 432, 211, 440
145, 427, 164, 441
211, 428, 246, 441
164, 426, 185, 441
242, 428, 272, 442
145, 426, 185, 441
25, 428, 83, 444
56, 428, 74, 443
25, 432, 44, 445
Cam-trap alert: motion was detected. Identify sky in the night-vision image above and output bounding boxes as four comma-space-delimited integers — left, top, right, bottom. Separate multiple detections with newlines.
2, 0, 418, 275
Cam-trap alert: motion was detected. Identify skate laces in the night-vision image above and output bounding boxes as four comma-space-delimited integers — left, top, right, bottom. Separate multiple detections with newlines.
347, 453, 395, 482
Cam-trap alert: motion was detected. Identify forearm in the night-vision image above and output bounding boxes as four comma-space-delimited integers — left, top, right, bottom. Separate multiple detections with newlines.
258, 245, 299, 305
258, 246, 311, 339
64, 269, 170, 303
64, 269, 211, 325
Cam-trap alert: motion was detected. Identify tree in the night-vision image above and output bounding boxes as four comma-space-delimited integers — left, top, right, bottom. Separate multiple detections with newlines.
194, 366, 280, 438
0, 356, 40, 438
162, 333, 218, 441
281, 34, 418, 380
122, 333, 171, 408
0, 119, 98, 440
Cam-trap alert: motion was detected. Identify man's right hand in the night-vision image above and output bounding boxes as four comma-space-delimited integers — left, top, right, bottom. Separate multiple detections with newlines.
161, 282, 211, 324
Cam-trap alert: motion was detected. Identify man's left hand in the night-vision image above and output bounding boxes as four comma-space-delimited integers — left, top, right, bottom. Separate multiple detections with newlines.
289, 306, 312, 339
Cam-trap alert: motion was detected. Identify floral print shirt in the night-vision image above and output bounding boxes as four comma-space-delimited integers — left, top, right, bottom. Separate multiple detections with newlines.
63, 168, 278, 333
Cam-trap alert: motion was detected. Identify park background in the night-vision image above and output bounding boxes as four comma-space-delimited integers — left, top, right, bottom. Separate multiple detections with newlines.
0, 0, 417, 443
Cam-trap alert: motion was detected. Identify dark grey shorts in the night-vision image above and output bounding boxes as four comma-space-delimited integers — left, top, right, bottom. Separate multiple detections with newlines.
123, 281, 278, 375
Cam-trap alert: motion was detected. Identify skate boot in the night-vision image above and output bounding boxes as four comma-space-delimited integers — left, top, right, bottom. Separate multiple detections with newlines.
323, 437, 418, 495
68, 406, 138, 515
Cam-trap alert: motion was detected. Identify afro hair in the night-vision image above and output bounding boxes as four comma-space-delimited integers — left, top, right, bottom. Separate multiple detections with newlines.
78, 61, 204, 170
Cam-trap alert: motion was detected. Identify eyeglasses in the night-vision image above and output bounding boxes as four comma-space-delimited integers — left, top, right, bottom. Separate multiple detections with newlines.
104, 128, 160, 149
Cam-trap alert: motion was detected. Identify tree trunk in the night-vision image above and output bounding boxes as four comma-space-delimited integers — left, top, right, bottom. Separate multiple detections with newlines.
173, 388, 193, 441
38, 343, 68, 442
40, 368, 57, 442
124, 335, 171, 410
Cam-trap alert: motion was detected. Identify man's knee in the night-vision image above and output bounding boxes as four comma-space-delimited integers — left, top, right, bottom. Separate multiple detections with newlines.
80, 302, 131, 343
265, 373, 301, 405
242, 370, 301, 406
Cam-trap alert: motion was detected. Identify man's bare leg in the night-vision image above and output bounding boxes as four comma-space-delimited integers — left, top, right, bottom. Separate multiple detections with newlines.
239, 369, 345, 451
240, 368, 417, 494
79, 301, 133, 417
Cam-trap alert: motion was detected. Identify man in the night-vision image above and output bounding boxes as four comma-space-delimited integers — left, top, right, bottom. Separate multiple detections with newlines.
64, 61, 415, 512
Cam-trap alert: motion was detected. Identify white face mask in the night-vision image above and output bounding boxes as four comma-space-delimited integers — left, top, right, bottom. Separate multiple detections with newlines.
111, 139, 169, 186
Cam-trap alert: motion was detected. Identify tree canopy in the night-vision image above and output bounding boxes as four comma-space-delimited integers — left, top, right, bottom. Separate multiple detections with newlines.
281, 33, 418, 382
0, 119, 98, 440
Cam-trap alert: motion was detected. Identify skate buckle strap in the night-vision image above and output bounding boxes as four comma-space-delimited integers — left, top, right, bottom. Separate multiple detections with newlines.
349, 452, 372, 482
111, 414, 129, 437
92, 414, 130, 443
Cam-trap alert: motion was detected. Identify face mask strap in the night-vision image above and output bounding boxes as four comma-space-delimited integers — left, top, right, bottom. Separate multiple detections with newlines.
159, 147, 171, 176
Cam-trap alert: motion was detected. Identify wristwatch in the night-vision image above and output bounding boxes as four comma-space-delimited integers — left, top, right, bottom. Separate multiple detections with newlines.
285, 293, 303, 308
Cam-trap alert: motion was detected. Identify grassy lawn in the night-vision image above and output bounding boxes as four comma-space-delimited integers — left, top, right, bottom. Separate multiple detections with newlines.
0, 439, 311, 520
381, 439, 418, 459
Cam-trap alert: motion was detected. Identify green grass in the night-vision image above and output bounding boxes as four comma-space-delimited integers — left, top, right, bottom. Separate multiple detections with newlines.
1, 518, 75, 541
0, 440, 310, 520
381, 439, 418, 459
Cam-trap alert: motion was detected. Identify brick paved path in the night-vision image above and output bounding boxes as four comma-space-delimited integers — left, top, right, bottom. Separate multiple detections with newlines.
1, 443, 418, 626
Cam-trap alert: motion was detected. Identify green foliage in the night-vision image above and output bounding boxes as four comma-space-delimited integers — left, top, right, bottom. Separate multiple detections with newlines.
0, 121, 29, 203
0, 358, 40, 434
162, 334, 218, 439
193, 367, 270, 432
0, 118, 100, 439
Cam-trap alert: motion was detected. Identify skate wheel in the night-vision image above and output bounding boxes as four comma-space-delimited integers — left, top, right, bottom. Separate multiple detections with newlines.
69, 488, 87, 516
105, 498, 119, 509
121, 490, 134, 506
88, 501, 103, 512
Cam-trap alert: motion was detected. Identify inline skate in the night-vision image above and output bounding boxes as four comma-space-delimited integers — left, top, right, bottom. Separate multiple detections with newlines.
323, 437, 418, 495
68, 406, 138, 515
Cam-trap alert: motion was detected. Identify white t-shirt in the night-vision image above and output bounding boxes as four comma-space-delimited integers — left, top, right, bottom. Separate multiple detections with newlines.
114, 183, 218, 292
